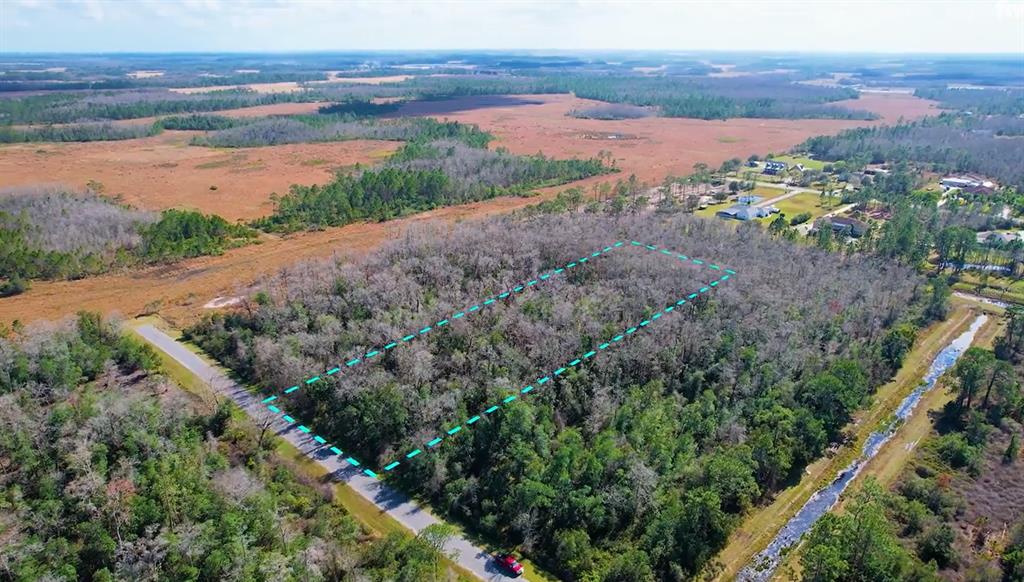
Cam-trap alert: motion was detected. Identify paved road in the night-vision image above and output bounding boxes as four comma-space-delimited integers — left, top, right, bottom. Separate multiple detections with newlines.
134, 324, 519, 581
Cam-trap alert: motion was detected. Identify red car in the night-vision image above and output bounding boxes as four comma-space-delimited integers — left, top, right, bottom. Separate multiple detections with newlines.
495, 553, 524, 577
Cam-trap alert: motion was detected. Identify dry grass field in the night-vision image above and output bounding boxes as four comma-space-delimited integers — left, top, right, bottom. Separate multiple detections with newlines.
0, 90, 940, 327
0, 132, 398, 221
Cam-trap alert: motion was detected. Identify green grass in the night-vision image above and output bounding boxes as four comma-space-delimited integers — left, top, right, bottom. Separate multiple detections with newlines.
953, 272, 1024, 305
751, 185, 786, 199
761, 192, 840, 222
772, 155, 827, 171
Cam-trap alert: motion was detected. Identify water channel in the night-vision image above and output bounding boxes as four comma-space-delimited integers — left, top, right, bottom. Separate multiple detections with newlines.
738, 314, 989, 581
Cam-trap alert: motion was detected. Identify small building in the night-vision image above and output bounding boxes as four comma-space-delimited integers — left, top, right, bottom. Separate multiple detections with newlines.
940, 175, 994, 191
763, 161, 787, 175
941, 177, 980, 189
747, 160, 760, 168
717, 204, 778, 221
736, 195, 763, 205
820, 216, 868, 237
977, 231, 1024, 244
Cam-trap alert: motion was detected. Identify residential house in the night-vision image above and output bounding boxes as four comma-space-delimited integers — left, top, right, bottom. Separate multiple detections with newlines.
716, 204, 778, 221
763, 161, 787, 175
819, 216, 868, 238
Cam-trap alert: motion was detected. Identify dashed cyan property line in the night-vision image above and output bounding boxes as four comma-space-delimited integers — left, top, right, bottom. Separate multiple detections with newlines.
377, 269, 734, 475
263, 240, 731, 404
260, 241, 735, 479
260, 240, 625, 404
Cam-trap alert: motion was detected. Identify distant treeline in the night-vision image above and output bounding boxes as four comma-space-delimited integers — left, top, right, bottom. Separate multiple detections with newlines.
317, 99, 402, 117
0, 89, 316, 124
0, 73, 875, 125
193, 116, 493, 147
914, 87, 1024, 116
0, 189, 255, 296
400, 74, 874, 120
157, 113, 242, 130
800, 114, 1024, 189
0, 122, 161, 143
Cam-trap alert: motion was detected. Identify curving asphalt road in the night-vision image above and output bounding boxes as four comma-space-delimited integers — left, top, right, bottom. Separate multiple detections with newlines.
134, 324, 521, 581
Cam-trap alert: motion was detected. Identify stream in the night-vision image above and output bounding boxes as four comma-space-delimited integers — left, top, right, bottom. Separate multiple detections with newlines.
738, 314, 989, 581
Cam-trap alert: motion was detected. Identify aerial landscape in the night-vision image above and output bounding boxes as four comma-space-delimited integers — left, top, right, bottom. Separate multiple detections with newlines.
1, 1, 1023, 581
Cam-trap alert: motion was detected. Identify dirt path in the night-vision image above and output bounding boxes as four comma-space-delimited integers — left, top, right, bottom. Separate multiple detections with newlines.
714, 300, 984, 580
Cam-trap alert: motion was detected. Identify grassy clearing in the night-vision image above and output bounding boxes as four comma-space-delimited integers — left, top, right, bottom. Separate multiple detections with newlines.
954, 272, 1024, 305
713, 301, 982, 581
751, 185, 786, 199
760, 192, 840, 223
127, 316, 481, 582
771, 155, 826, 171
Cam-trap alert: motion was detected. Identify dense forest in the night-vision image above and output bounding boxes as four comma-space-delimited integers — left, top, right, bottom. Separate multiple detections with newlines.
801, 311, 1024, 581
187, 211, 927, 580
0, 313, 465, 581
0, 190, 255, 295
800, 114, 1024, 189
253, 142, 612, 233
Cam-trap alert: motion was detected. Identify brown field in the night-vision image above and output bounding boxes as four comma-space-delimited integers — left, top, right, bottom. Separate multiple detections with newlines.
389, 92, 938, 185
0, 132, 398, 221
0, 189, 565, 327
0, 90, 939, 326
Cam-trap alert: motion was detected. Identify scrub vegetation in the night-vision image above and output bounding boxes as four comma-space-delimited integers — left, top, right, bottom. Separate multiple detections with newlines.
186, 210, 926, 580
0, 189, 255, 295
801, 312, 1024, 581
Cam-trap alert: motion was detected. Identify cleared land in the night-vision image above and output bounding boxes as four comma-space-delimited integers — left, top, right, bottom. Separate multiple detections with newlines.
0, 132, 398, 221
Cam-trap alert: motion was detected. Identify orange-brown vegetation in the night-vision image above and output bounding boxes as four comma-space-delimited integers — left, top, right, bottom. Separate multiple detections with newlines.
0, 91, 939, 326
389, 92, 938, 185
0, 132, 398, 221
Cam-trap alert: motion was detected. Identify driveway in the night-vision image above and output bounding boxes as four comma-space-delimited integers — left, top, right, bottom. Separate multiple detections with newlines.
134, 324, 521, 581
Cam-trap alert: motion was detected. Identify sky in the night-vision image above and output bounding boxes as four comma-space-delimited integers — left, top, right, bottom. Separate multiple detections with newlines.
2, 0, 1023, 54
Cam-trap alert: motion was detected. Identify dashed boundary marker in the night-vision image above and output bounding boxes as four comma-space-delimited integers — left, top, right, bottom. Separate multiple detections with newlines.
260, 240, 736, 478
